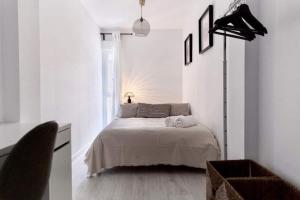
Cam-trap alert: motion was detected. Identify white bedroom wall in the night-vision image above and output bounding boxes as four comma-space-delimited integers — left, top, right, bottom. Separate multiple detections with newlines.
227, 38, 245, 159
255, 0, 300, 187
244, 0, 260, 161
120, 29, 183, 104
0, 5, 3, 122
39, 0, 103, 155
0, 0, 20, 123
18, 0, 41, 123
0, 0, 41, 123
182, 0, 246, 159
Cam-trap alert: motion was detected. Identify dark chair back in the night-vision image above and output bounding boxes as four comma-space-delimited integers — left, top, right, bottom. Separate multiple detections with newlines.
0, 121, 58, 200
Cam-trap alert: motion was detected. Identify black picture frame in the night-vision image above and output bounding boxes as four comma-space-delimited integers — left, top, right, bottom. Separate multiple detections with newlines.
199, 5, 214, 54
184, 34, 193, 65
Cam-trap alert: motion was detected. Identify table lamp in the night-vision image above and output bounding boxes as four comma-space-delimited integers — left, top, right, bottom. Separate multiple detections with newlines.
124, 92, 135, 104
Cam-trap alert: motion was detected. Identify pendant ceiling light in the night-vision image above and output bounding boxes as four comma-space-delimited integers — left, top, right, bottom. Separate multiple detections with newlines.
133, 0, 150, 37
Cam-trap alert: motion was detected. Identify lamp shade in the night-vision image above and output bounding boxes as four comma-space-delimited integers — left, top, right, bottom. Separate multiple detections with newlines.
124, 92, 135, 98
133, 18, 150, 37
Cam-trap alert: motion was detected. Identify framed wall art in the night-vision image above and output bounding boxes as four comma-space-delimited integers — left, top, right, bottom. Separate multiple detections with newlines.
199, 5, 214, 54
184, 34, 193, 65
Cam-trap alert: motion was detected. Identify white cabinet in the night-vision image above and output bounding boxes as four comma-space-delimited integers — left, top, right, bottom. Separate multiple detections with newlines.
49, 143, 72, 200
47, 126, 72, 200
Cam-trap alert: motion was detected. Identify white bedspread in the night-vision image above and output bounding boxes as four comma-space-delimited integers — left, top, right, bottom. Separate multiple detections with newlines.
85, 118, 220, 175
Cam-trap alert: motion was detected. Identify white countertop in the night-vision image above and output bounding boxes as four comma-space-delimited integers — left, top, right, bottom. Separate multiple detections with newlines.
0, 122, 71, 150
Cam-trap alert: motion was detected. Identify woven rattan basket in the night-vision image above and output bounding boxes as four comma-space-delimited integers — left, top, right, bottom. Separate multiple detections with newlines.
207, 160, 300, 200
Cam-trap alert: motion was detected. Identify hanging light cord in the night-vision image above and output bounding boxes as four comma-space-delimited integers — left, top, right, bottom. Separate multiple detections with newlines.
139, 0, 145, 6
139, 0, 145, 21
141, 5, 143, 19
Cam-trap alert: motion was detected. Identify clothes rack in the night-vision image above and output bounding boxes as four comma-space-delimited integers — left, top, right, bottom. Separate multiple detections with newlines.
210, 0, 266, 160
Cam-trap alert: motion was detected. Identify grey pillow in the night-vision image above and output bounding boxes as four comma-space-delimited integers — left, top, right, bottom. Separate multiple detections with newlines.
119, 104, 138, 118
137, 103, 171, 118
170, 103, 190, 116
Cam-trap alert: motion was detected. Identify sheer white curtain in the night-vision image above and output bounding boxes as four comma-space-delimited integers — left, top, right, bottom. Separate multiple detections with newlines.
102, 32, 122, 126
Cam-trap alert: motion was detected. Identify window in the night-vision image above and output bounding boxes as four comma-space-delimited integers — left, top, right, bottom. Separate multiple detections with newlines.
102, 42, 114, 126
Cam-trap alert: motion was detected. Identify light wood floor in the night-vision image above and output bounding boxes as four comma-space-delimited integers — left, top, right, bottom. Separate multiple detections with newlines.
72, 155, 207, 200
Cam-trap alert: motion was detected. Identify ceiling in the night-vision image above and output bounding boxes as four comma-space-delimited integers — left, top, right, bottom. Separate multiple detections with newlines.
81, 0, 199, 29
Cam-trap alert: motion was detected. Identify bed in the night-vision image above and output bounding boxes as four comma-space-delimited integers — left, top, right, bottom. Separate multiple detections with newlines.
85, 117, 220, 175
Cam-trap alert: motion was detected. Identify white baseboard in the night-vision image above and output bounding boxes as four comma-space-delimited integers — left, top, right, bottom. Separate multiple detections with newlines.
72, 143, 91, 164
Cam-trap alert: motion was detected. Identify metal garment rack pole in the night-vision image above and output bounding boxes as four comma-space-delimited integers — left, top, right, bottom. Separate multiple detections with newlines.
223, 34, 228, 160
222, 0, 245, 160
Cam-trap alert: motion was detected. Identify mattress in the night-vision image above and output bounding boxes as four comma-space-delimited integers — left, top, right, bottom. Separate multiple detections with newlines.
85, 118, 220, 175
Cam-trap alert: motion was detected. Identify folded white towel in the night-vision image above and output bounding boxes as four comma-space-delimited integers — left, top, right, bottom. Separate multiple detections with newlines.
165, 116, 182, 127
175, 116, 198, 128
165, 116, 198, 128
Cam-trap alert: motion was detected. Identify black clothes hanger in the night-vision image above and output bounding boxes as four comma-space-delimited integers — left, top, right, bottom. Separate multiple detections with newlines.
237, 4, 268, 35
214, 14, 256, 41
210, 3, 267, 41
211, 10, 255, 41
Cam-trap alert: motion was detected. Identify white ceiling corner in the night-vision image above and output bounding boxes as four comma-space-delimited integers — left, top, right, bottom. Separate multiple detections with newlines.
81, 0, 199, 29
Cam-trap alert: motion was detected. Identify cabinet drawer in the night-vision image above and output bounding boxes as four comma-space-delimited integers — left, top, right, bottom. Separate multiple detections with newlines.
55, 128, 71, 150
